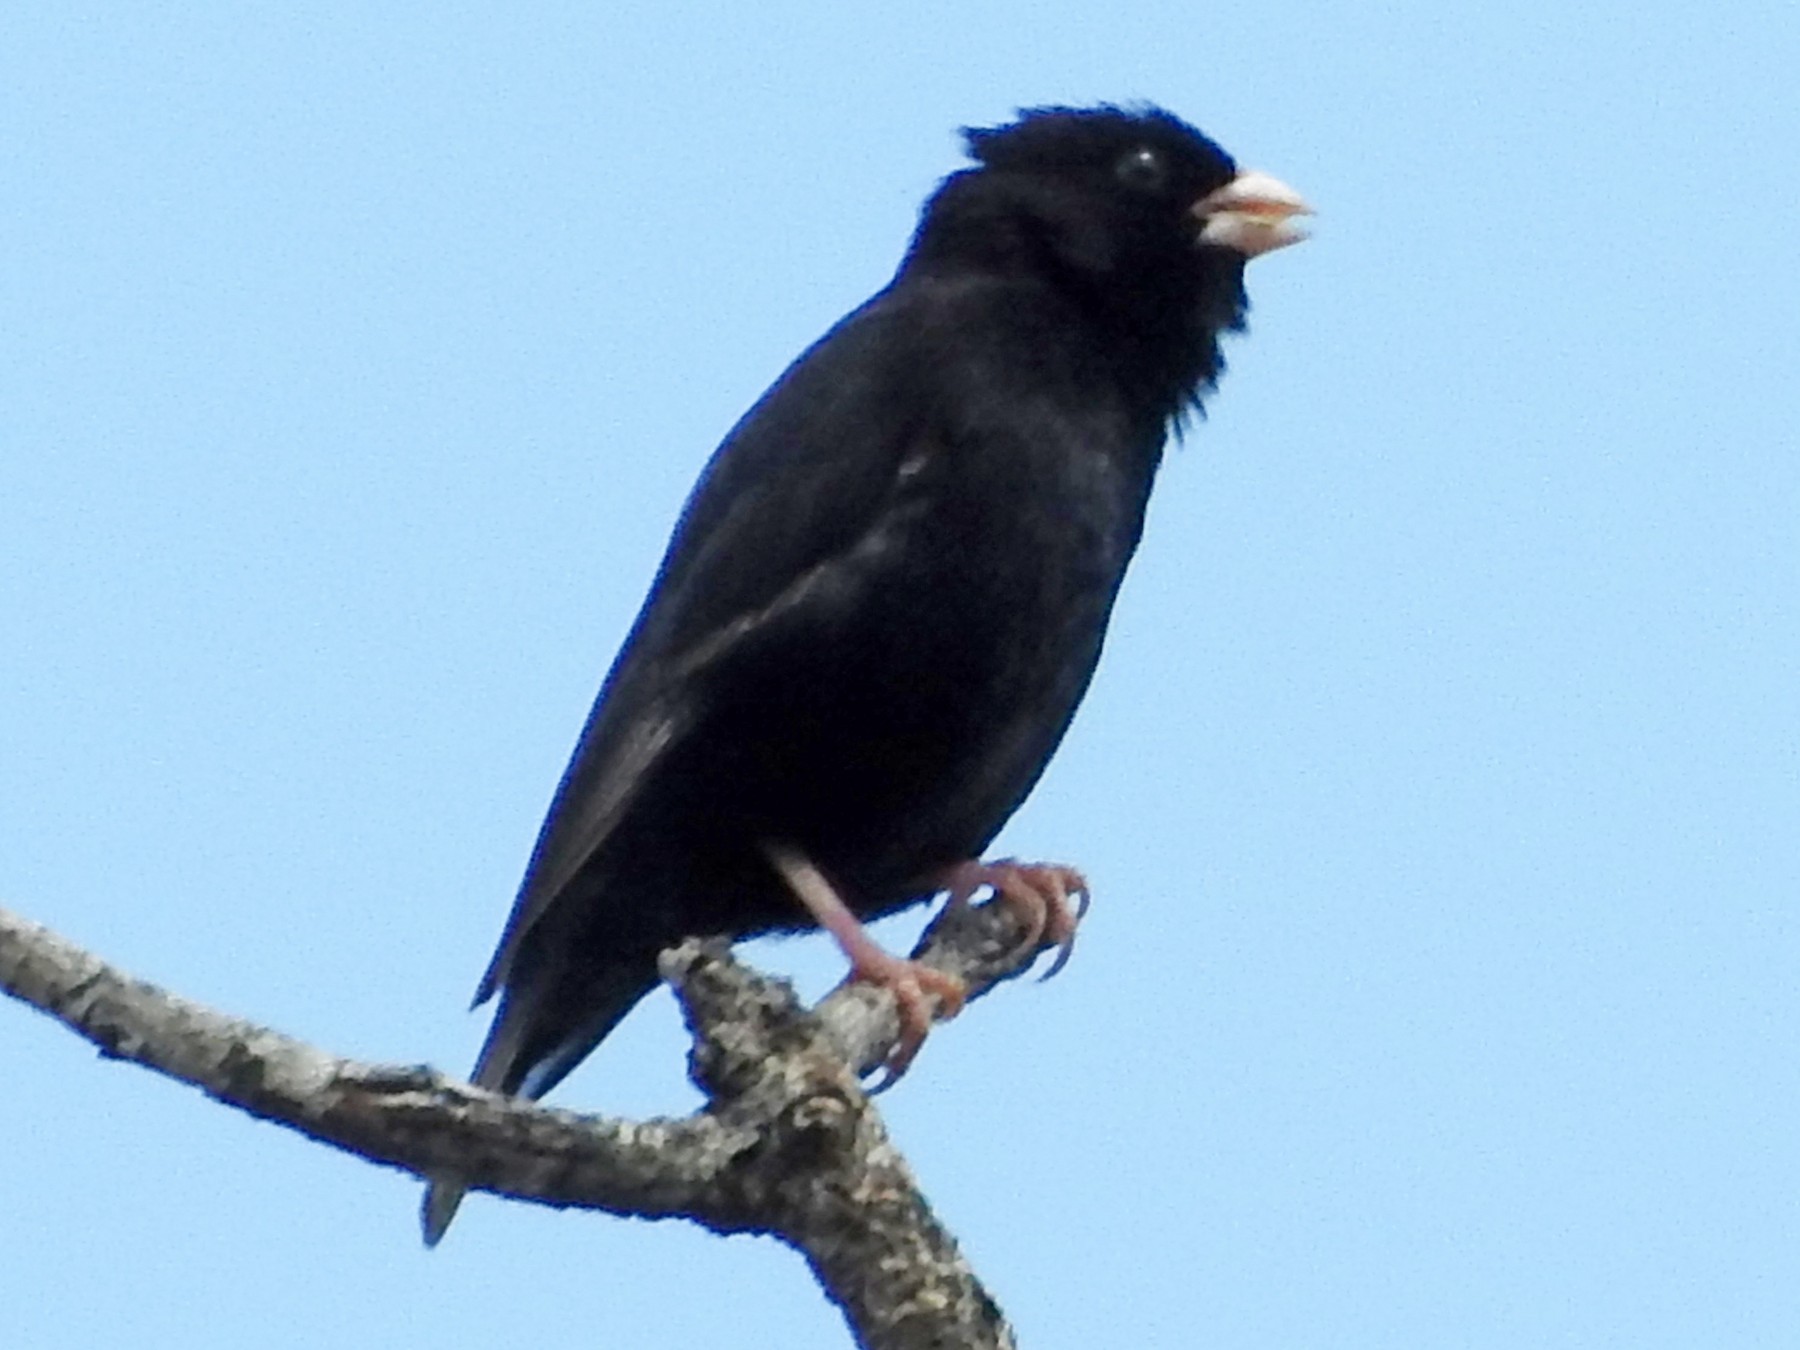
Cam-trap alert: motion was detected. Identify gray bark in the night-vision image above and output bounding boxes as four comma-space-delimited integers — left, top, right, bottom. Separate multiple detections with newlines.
1, 897, 1064, 1349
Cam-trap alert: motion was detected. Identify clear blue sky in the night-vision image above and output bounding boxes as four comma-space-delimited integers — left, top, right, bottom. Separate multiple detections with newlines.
5, 6, 1797, 1347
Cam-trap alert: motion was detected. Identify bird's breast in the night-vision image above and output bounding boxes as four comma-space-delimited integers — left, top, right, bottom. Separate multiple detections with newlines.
737, 417, 1154, 890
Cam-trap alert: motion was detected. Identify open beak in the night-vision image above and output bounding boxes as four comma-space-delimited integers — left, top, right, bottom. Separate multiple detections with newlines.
1192, 170, 1312, 258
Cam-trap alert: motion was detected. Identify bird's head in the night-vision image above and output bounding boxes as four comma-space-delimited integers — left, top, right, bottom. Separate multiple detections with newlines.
906, 104, 1309, 416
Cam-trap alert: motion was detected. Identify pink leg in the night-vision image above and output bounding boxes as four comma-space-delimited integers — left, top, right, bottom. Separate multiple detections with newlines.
763, 842, 966, 1081
936, 859, 1090, 978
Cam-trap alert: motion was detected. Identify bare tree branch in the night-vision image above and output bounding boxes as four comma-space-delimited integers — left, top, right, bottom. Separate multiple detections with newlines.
1, 898, 1060, 1349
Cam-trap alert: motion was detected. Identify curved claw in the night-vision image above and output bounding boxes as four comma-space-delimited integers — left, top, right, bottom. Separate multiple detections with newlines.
856, 958, 965, 1088
1027, 866, 1088, 982
932, 858, 1091, 977
1039, 930, 1079, 982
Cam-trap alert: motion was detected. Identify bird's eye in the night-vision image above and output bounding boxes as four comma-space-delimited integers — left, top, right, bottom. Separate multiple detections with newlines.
1114, 146, 1167, 192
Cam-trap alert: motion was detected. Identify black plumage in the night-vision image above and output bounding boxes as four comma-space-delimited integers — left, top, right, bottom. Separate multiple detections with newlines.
423, 104, 1306, 1242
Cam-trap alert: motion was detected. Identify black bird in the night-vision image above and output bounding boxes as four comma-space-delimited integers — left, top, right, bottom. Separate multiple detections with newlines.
423, 104, 1307, 1242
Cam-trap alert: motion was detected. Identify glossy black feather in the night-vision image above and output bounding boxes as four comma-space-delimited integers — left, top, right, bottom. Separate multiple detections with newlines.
424, 104, 1261, 1242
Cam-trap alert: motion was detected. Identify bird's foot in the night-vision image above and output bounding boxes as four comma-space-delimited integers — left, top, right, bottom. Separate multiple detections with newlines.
764, 841, 968, 1088
939, 858, 1090, 979
837, 942, 968, 1088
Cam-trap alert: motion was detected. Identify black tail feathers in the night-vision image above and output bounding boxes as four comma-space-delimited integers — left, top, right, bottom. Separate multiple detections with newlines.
419, 956, 660, 1245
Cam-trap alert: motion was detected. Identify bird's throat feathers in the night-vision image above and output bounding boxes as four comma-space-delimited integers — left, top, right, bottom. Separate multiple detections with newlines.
900, 165, 1248, 427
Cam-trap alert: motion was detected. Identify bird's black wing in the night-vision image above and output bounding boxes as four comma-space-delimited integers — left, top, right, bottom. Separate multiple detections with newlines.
473, 285, 943, 1003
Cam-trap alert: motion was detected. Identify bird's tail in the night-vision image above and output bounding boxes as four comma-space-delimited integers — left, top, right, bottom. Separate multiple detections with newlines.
420, 1178, 474, 1250
420, 956, 660, 1246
